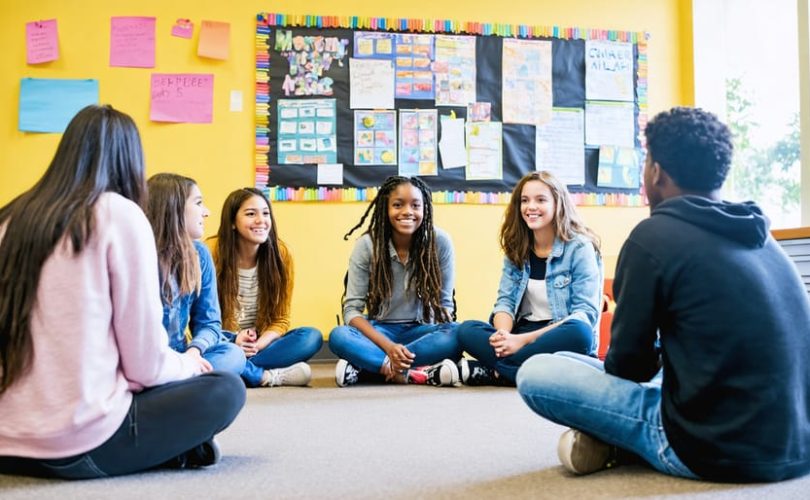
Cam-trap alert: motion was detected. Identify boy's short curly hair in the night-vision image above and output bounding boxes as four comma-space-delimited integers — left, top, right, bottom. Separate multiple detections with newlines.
644, 107, 733, 191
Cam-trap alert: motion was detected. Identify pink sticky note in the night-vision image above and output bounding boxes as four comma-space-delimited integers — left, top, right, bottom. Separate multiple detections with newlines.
150, 73, 214, 124
171, 18, 193, 39
198, 20, 230, 60
26, 19, 59, 64
110, 16, 155, 68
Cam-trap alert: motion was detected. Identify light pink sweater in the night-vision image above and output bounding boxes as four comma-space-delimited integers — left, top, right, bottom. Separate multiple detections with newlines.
0, 193, 199, 458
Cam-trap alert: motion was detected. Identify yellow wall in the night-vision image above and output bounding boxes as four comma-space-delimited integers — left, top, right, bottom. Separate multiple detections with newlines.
0, 0, 693, 337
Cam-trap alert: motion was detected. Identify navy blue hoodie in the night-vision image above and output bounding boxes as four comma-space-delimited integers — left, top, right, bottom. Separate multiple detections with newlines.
606, 195, 810, 482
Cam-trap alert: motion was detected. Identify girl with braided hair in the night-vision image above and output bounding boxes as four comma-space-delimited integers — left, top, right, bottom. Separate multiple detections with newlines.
456, 171, 602, 386
329, 176, 460, 387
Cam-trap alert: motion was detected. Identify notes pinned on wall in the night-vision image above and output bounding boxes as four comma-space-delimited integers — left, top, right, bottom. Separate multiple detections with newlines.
171, 18, 194, 39
198, 20, 230, 60
110, 16, 156, 68
317, 163, 344, 185
19, 78, 99, 133
150, 73, 214, 124
26, 19, 59, 64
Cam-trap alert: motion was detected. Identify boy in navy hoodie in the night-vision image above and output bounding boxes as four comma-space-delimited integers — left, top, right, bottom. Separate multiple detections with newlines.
516, 107, 810, 483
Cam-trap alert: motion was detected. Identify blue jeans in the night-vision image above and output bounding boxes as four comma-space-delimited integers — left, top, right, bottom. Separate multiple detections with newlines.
203, 341, 246, 376
0, 372, 245, 479
328, 321, 461, 372
457, 318, 593, 383
240, 327, 323, 387
516, 352, 698, 479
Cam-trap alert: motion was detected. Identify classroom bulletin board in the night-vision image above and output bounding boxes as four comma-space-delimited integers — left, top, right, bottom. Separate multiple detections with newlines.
255, 13, 649, 206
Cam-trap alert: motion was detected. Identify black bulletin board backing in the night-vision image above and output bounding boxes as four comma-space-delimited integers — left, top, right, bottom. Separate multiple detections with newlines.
255, 14, 648, 205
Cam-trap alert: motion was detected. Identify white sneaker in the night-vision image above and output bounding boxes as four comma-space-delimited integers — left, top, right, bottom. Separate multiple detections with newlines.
261, 362, 312, 387
557, 429, 614, 475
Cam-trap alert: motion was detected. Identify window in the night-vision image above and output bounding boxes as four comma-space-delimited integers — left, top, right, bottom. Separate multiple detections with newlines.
693, 0, 801, 228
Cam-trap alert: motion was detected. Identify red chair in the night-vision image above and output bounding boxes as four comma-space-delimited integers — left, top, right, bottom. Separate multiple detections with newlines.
598, 279, 614, 361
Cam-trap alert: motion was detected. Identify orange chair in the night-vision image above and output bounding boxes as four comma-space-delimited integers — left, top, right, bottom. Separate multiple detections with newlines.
598, 279, 614, 361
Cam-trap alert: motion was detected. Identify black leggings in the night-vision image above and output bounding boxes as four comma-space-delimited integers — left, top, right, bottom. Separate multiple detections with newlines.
0, 371, 246, 479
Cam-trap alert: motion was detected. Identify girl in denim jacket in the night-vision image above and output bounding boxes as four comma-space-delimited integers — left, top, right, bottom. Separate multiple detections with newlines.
146, 174, 246, 377
456, 171, 602, 386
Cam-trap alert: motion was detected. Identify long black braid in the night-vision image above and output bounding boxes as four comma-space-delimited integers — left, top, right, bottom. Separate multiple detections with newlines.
344, 176, 450, 323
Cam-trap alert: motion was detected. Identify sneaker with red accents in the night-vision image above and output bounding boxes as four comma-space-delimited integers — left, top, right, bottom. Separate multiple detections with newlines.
406, 359, 459, 387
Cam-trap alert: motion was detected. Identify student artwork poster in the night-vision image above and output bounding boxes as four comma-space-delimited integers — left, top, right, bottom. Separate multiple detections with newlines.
466, 121, 503, 180
352, 32, 435, 100
394, 34, 435, 100
277, 99, 337, 165
275, 30, 349, 97
433, 35, 476, 107
399, 109, 438, 176
502, 39, 552, 125
354, 110, 397, 166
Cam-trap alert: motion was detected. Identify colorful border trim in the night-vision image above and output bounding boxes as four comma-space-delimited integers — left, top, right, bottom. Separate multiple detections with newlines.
255, 12, 648, 207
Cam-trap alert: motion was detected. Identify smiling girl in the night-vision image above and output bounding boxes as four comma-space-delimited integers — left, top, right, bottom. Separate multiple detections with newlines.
146, 174, 246, 376
456, 171, 602, 386
208, 188, 322, 388
328, 176, 460, 387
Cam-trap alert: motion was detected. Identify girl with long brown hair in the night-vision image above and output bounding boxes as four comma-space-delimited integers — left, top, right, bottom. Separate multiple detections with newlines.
208, 188, 322, 388
456, 171, 602, 386
328, 176, 460, 387
146, 173, 245, 376
0, 105, 244, 479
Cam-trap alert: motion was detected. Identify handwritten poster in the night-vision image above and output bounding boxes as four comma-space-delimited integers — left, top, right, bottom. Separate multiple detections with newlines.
198, 20, 230, 60
150, 73, 214, 123
585, 100, 635, 147
536, 108, 585, 185
434, 35, 476, 106
586, 40, 634, 102
466, 121, 503, 180
276, 30, 349, 96
355, 110, 397, 165
109, 16, 155, 68
597, 145, 640, 188
19, 78, 98, 133
349, 59, 394, 109
399, 109, 438, 176
502, 39, 552, 125
26, 19, 59, 64
277, 99, 337, 164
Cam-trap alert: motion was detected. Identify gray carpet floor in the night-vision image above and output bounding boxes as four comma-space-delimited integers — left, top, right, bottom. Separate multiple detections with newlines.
1, 362, 808, 499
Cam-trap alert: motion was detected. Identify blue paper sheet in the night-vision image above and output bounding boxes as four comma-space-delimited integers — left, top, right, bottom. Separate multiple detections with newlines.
19, 78, 99, 133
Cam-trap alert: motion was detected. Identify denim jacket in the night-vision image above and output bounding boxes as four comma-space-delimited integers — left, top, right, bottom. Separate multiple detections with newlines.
492, 234, 603, 354
161, 240, 225, 354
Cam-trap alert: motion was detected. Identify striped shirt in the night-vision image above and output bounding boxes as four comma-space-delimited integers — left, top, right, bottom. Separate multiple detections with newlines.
237, 266, 259, 330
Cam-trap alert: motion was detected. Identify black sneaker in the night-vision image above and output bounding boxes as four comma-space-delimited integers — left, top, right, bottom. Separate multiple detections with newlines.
460, 359, 501, 386
335, 359, 360, 387
165, 438, 221, 469
407, 359, 459, 386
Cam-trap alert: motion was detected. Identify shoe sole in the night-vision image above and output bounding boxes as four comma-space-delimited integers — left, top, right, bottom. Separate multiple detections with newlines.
439, 359, 460, 387
335, 359, 349, 387
460, 358, 470, 384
